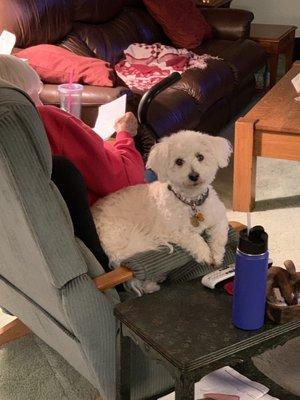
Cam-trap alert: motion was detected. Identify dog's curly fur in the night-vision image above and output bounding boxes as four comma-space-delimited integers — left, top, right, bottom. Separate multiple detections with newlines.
92, 130, 232, 295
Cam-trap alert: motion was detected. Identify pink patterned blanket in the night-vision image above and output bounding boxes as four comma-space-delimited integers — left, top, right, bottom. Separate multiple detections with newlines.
115, 43, 215, 92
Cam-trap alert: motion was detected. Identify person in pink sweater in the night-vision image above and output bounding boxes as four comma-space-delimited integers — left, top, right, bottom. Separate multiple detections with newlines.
38, 105, 144, 205
0, 55, 145, 205
0, 55, 145, 268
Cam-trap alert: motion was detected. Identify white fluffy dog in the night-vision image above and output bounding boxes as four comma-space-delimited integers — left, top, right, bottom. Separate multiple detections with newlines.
92, 130, 231, 295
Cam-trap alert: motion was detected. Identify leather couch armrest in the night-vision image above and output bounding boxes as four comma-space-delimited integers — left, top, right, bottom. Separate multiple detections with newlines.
201, 8, 254, 41
40, 84, 132, 126
40, 84, 131, 107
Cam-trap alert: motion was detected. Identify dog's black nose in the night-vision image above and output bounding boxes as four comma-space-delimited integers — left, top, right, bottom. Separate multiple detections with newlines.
188, 171, 199, 182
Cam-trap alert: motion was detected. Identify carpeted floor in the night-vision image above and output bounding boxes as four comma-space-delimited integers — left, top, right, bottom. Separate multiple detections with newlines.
252, 337, 300, 396
0, 333, 98, 400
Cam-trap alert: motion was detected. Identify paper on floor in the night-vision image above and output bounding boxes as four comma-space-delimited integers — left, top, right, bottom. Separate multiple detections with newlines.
93, 94, 126, 140
0, 30, 16, 55
159, 366, 279, 400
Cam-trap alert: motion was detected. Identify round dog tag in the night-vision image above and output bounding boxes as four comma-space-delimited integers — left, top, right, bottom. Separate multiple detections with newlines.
195, 212, 204, 222
190, 212, 204, 227
190, 215, 199, 227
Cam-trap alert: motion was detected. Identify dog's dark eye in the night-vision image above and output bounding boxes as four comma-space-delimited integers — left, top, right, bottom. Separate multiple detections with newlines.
175, 158, 184, 166
196, 153, 204, 162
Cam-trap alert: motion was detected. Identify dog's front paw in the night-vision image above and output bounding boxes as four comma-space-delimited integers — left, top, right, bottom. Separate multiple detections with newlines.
142, 280, 161, 294
210, 249, 225, 267
124, 278, 160, 296
195, 244, 213, 265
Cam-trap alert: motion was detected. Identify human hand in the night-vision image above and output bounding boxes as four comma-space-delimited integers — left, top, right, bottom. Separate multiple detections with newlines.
114, 112, 138, 137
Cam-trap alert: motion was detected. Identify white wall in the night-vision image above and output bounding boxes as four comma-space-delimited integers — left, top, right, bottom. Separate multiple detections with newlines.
232, 0, 300, 36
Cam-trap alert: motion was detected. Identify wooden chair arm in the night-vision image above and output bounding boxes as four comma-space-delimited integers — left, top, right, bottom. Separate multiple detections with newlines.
93, 221, 246, 291
93, 266, 133, 291
229, 221, 246, 232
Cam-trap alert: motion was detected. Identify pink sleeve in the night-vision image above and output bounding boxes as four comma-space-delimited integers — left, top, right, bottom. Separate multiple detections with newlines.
38, 106, 145, 199
109, 131, 145, 186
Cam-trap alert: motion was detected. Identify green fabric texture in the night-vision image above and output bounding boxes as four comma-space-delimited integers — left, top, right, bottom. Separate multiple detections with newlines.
121, 227, 239, 282
0, 80, 174, 400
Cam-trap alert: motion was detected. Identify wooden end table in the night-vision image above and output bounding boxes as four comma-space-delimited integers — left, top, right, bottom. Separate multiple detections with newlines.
114, 280, 300, 399
250, 23, 297, 88
196, 0, 232, 8
232, 62, 300, 212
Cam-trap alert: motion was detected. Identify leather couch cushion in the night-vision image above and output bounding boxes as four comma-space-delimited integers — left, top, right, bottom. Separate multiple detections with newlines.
143, 0, 212, 49
73, 0, 123, 23
174, 58, 235, 112
59, 34, 99, 58
16, 45, 115, 87
195, 39, 266, 85
72, 7, 165, 65
146, 86, 202, 138
0, 0, 72, 48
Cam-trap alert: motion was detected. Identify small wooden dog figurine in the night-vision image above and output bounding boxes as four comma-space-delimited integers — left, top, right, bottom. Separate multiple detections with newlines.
267, 260, 300, 305
267, 260, 300, 323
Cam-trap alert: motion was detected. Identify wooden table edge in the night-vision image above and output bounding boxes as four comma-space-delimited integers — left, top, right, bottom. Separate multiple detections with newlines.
250, 25, 297, 42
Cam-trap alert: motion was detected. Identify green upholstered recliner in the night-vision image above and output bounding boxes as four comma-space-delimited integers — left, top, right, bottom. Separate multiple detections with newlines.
0, 79, 244, 399
0, 80, 174, 400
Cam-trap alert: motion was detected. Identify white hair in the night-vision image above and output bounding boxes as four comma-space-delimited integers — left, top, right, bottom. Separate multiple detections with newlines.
0, 55, 43, 100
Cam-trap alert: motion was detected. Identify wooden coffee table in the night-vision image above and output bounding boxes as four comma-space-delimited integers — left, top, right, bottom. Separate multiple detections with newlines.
250, 24, 297, 88
233, 62, 300, 211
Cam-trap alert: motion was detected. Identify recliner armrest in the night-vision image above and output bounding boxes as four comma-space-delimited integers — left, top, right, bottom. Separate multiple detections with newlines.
201, 8, 254, 41
92, 221, 246, 291
93, 266, 133, 291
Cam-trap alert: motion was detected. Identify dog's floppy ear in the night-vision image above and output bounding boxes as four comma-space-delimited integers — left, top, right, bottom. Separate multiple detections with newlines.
207, 136, 232, 168
146, 139, 169, 182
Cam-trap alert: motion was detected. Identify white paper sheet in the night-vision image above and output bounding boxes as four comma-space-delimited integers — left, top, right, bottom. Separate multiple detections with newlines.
291, 72, 300, 93
0, 30, 16, 55
159, 366, 278, 400
93, 94, 127, 140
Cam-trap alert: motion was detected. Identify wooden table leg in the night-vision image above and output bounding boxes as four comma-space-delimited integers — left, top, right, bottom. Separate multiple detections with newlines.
268, 52, 279, 88
175, 375, 194, 400
0, 318, 31, 346
285, 42, 295, 72
116, 327, 131, 400
233, 118, 257, 212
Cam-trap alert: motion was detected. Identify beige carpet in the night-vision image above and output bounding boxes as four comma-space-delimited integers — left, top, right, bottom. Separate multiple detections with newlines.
215, 127, 300, 271
252, 337, 300, 396
0, 333, 99, 400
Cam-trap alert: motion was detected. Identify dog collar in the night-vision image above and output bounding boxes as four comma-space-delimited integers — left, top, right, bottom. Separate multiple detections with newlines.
167, 185, 209, 227
167, 185, 209, 208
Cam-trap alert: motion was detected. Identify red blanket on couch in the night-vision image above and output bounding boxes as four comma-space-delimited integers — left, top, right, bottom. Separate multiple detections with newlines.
115, 43, 216, 92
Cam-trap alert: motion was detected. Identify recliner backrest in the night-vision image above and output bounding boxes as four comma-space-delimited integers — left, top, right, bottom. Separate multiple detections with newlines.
0, 81, 91, 329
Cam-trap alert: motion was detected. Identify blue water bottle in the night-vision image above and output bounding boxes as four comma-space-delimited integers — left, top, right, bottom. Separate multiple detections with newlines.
232, 225, 268, 330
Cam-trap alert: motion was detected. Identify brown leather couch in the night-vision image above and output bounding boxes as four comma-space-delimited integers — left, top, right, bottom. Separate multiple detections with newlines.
0, 0, 266, 155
